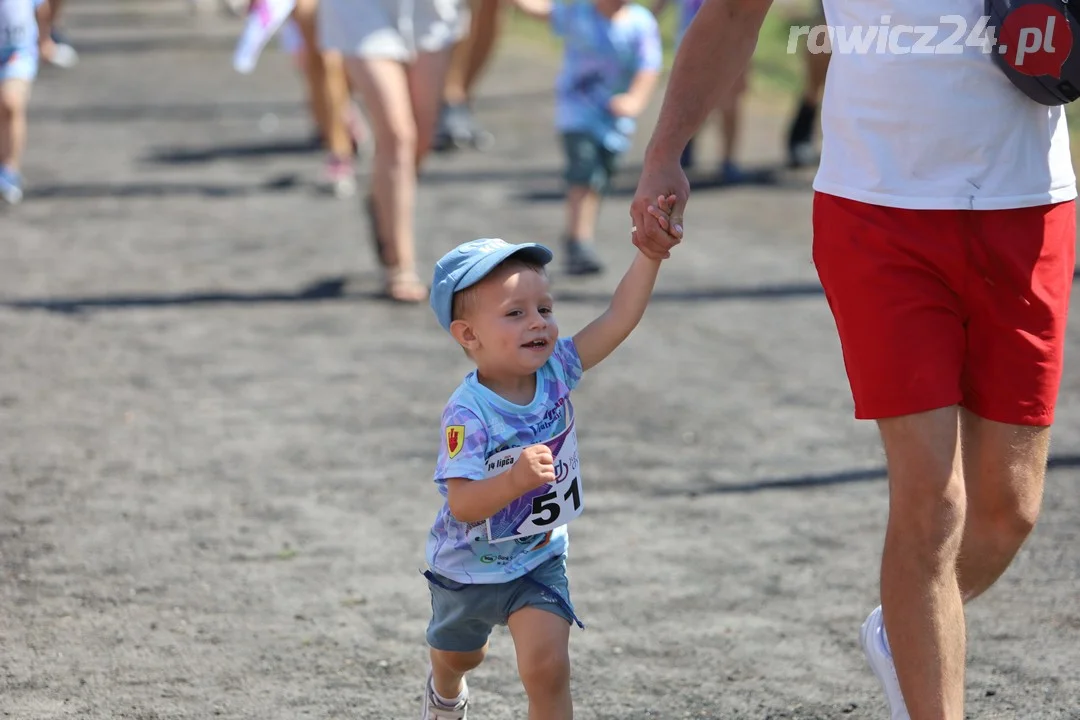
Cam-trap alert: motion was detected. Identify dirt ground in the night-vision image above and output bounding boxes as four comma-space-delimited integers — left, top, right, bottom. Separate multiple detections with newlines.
1, 2, 1078, 718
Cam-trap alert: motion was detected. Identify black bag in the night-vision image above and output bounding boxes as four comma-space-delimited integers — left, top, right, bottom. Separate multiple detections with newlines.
986, 0, 1080, 104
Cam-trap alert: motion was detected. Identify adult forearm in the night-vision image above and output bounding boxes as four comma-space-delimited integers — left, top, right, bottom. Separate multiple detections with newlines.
645, 0, 772, 161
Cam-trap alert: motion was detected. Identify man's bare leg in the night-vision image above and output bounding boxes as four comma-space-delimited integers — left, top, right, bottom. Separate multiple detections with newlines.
956, 410, 1048, 602
877, 407, 966, 720
873, 407, 1050, 720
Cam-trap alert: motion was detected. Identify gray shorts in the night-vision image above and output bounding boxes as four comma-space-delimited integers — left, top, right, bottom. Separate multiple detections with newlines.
424, 554, 584, 653
562, 132, 620, 193
318, 0, 469, 61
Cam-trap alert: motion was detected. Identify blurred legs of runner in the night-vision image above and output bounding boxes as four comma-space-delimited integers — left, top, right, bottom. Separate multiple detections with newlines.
1, 0, 42, 206
434, 0, 500, 151
0, 78, 31, 204
786, 6, 829, 168
716, 70, 747, 183
37, 0, 78, 68
346, 49, 453, 301
291, 0, 358, 197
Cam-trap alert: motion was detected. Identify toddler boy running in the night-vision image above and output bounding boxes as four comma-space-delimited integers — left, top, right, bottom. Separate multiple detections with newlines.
420, 197, 674, 719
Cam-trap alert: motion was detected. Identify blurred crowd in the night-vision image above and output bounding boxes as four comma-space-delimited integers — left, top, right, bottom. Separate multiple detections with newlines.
0, 0, 830, 299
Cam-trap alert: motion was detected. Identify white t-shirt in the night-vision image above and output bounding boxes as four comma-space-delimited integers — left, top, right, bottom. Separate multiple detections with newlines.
813, 0, 1078, 210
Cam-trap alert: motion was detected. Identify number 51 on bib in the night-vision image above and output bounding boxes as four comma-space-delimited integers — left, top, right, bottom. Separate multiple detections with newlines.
484, 414, 584, 544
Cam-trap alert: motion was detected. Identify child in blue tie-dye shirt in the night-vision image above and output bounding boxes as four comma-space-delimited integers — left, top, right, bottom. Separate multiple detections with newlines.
419, 200, 674, 719
512, 0, 662, 276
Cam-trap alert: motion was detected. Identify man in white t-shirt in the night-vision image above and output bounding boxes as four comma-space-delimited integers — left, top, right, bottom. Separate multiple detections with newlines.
629, 1, 1077, 718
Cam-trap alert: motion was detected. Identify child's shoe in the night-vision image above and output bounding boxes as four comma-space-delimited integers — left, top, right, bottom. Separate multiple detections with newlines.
565, 238, 604, 276
719, 160, 748, 185
0, 168, 23, 205
433, 103, 494, 152
433, 103, 468, 152
322, 153, 356, 198
420, 668, 468, 720
45, 29, 79, 68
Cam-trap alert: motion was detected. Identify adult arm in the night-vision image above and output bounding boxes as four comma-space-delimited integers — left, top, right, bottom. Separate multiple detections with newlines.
629, 0, 775, 259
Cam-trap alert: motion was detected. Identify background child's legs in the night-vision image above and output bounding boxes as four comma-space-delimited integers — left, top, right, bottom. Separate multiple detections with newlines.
787, 6, 830, 168
37, 0, 78, 68
507, 607, 572, 720
435, 0, 500, 149
0, 72, 31, 204
565, 185, 600, 246
443, 0, 500, 107
291, 0, 352, 161
717, 70, 748, 181
0, 78, 31, 172
561, 132, 617, 275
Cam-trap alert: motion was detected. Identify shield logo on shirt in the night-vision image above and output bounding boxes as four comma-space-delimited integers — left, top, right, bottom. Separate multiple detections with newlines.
445, 425, 465, 459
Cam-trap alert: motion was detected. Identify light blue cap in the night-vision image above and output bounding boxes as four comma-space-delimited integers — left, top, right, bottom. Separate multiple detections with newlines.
430, 238, 554, 332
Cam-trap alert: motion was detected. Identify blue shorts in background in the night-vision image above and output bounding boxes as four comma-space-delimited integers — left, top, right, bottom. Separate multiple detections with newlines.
0, 46, 39, 81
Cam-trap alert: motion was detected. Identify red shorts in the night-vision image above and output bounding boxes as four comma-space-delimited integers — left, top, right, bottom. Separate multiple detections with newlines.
812, 192, 1076, 426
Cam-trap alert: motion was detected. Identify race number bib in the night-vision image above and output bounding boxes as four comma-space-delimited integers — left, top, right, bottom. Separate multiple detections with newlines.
484, 411, 583, 544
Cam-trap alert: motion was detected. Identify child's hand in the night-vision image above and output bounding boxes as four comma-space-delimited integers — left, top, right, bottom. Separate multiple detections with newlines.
511, 444, 557, 492
608, 93, 640, 118
645, 194, 682, 241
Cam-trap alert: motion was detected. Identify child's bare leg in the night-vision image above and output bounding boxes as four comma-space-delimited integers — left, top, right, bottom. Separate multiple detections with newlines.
561, 133, 608, 274
563, 184, 604, 273
508, 607, 573, 720
719, 101, 739, 166
322, 51, 355, 155
292, 0, 334, 150
444, 0, 501, 105
718, 71, 747, 178
0, 79, 31, 171
429, 644, 486, 700
294, 1, 354, 161
566, 185, 600, 244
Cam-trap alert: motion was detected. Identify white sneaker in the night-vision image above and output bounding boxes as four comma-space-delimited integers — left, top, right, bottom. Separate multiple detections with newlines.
420, 669, 468, 720
0, 171, 23, 205
860, 606, 911, 720
322, 154, 356, 199
45, 41, 79, 68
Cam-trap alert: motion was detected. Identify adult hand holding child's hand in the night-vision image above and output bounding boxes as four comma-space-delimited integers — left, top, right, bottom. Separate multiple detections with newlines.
631, 150, 687, 261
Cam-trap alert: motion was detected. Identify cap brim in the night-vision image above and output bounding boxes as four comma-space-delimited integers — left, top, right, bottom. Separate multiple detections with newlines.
455, 243, 554, 294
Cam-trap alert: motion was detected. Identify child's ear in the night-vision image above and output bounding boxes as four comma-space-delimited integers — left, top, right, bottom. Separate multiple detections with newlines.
450, 319, 479, 350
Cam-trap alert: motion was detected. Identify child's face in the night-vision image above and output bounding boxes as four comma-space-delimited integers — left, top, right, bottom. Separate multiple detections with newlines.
455, 263, 559, 376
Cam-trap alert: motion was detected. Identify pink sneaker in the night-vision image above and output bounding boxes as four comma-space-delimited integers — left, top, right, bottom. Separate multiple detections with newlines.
323, 154, 355, 198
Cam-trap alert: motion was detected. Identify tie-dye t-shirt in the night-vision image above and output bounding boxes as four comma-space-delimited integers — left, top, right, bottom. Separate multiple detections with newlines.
551, 0, 662, 153
426, 337, 584, 584
0, 0, 45, 51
